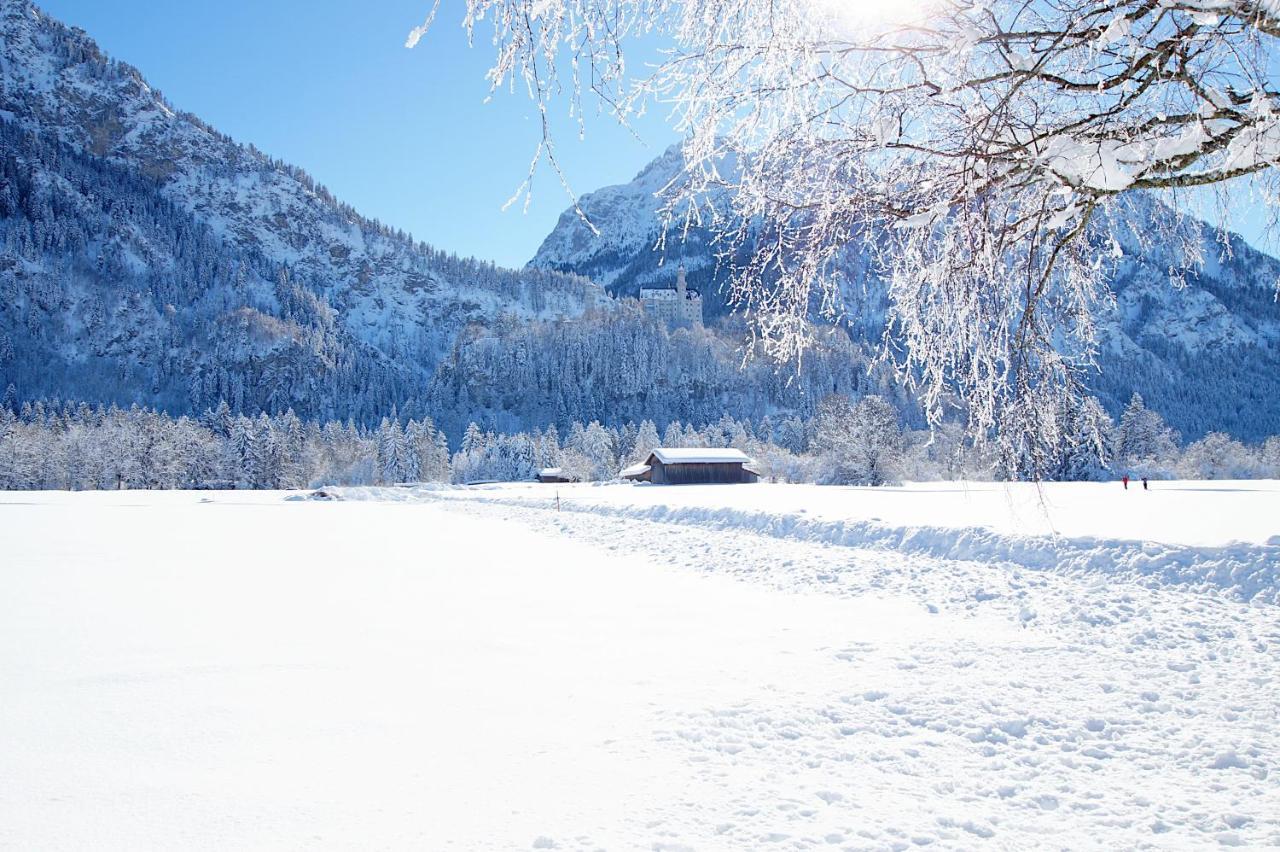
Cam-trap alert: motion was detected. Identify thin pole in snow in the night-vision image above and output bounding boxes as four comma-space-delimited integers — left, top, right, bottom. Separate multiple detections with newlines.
556, 490, 560, 512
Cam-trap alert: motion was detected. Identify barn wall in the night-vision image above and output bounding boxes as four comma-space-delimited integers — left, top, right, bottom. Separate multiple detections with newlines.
654, 462, 755, 484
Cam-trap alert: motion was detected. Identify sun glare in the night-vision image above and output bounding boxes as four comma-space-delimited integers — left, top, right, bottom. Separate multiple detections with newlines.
808, 0, 934, 32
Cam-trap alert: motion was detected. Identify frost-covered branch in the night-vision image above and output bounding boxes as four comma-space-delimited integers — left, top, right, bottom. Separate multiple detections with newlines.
413, 0, 1280, 475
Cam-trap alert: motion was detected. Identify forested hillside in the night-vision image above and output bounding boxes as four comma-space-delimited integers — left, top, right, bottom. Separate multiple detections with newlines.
0, 0, 606, 424
422, 307, 915, 440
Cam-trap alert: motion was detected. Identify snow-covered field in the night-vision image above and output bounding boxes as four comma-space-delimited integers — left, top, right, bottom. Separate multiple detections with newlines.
448, 478, 1280, 546
2, 482, 1278, 849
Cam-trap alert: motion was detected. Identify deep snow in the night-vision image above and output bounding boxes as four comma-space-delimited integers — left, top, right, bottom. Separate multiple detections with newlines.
445, 479, 1280, 547
395, 480, 1280, 603
1, 484, 1277, 849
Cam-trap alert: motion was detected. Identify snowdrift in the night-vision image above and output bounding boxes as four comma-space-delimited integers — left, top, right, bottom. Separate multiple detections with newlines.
356, 484, 1280, 604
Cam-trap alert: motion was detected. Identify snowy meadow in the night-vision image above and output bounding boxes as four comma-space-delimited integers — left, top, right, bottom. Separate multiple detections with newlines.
2, 481, 1277, 849
4, 0, 1280, 846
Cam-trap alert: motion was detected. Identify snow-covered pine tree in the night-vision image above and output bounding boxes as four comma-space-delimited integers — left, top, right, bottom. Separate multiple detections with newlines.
277, 409, 307, 488
1043, 397, 1113, 482
1113, 393, 1180, 476
774, 416, 809, 455
405, 419, 435, 483
227, 416, 255, 488
617, 421, 639, 466
376, 417, 407, 485
632, 420, 660, 464
533, 425, 561, 471
572, 421, 617, 480
429, 428, 452, 482
461, 422, 486, 456
253, 414, 284, 489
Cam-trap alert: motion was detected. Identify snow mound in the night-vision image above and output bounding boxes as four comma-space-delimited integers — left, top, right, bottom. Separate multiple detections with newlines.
325, 483, 462, 501
381, 487, 1280, 604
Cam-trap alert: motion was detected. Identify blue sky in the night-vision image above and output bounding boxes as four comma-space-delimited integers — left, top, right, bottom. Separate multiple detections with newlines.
38, 0, 679, 268
36, 0, 1279, 267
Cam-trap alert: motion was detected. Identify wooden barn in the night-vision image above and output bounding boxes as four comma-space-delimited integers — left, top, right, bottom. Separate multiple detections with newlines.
619, 447, 759, 485
537, 467, 579, 484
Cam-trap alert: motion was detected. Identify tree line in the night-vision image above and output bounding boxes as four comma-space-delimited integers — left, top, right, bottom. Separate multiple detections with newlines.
2, 393, 1277, 492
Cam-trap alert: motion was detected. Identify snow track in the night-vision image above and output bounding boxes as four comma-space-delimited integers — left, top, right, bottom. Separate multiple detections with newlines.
403, 485, 1280, 848
377, 483, 1280, 604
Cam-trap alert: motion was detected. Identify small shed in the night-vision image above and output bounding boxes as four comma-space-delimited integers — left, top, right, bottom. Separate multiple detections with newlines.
620, 447, 759, 485
538, 467, 579, 484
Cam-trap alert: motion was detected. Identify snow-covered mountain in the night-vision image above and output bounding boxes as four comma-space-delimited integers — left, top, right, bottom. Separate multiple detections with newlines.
0, 0, 607, 423
0, 0, 893, 439
5, 0, 1277, 442
532, 144, 737, 315
531, 146, 1280, 441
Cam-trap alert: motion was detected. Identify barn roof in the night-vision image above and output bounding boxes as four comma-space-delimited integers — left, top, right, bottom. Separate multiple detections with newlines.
619, 462, 652, 478
649, 447, 752, 465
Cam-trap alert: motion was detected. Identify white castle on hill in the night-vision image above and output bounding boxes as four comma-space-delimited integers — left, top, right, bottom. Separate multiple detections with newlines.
640, 265, 702, 330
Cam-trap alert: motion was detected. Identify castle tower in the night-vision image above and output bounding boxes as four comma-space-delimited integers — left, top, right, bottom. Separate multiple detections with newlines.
639, 262, 701, 330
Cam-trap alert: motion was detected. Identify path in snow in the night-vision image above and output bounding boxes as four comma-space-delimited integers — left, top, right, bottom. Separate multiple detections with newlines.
403, 481, 1280, 603
1, 489, 1277, 850
430, 479, 1280, 547
408, 485, 1279, 848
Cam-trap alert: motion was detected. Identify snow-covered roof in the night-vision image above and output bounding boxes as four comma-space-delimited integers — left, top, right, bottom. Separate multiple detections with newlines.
649, 447, 752, 465
539, 467, 564, 477
619, 463, 652, 478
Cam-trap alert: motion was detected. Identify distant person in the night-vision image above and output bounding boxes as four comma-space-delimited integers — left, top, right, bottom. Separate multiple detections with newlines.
1122, 475, 1129, 490
1142, 477, 1148, 491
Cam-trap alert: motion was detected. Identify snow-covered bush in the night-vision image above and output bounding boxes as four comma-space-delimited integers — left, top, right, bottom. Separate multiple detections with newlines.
1178, 433, 1262, 480
564, 421, 618, 481
812, 395, 904, 486
1261, 437, 1280, 478
744, 439, 819, 484
898, 425, 999, 482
